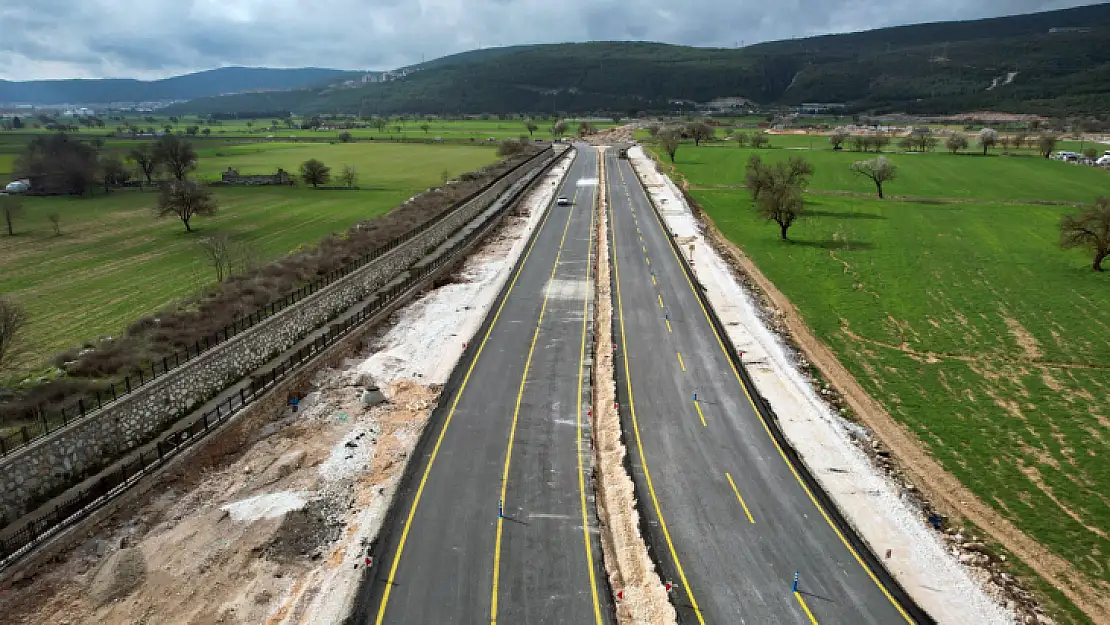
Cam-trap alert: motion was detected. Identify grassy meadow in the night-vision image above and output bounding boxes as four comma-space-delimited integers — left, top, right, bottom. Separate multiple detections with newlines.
0, 141, 498, 371
654, 140, 1110, 624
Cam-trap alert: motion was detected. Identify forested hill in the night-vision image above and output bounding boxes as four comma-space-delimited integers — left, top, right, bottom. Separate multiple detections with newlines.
0, 67, 361, 105
169, 3, 1110, 116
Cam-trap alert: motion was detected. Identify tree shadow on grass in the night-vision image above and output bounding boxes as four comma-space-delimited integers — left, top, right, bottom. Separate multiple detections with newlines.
787, 239, 874, 251
806, 210, 887, 220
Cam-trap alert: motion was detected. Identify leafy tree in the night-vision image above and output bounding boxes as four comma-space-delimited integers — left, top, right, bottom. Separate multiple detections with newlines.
851, 156, 898, 199
338, 130, 353, 142
946, 133, 969, 154
300, 158, 331, 188
750, 133, 769, 149
153, 134, 197, 181
686, 122, 714, 146
1060, 197, 1110, 271
577, 121, 598, 137
420, 123, 431, 134
735, 132, 749, 148
1038, 134, 1059, 159
978, 128, 999, 155
155, 180, 217, 232
747, 156, 813, 240
524, 120, 538, 136
1083, 147, 1098, 160
2, 195, 23, 236
185, 125, 200, 136
128, 143, 160, 184
14, 133, 98, 196
372, 118, 388, 132
0, 296, 27, 374
202, 128, 211, 136
829, 129, 849, 149
340, 164, 358, 188
611, 115, 623, 125
658, 130, 680, 162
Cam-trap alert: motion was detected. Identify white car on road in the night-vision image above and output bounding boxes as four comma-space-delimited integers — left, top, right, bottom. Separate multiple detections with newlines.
556, 196, 571, 206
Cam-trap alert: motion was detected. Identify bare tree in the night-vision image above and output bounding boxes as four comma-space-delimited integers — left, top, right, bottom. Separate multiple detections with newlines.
153, 134, 197, 181
2, 195, 23, 236
0, 296, 27, 373
645, 124, 661, 138
197, 232, 233, 282
300, 159, 331, 188
851, 156, 898, 199
340, 164, 358, 188
829, 129, 849, 149
658, 130, 681, 162
745, 155, 770, 200
1038, 135, 1058, 159
99, 154, 130, 192
872, 133, 891, 152
128, 143, 160, 185
750, 133, 769, 149
1013, 132, 1028, 150
155, 180, 217, 232
745, 155, 812, 203
577, 121, 598, 137
48, 213, 61, 236
735, 132, 749, 148
551, 119, 568, 139
978, 128, 999, 155
1060, 197, 1110, 271
687, 122, 714, 146
852, 134, 867, 152
372, 118, 388, 133
1083, 147, 1098, 160
946, 133, 969, 154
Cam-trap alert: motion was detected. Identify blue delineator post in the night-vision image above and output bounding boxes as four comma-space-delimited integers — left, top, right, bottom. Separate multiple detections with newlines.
498, 500, 504, 519
792, 570, 799, 592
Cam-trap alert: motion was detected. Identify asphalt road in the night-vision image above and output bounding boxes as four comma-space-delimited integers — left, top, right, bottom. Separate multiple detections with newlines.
352, 145, 614, 625
606, 149, 916, 625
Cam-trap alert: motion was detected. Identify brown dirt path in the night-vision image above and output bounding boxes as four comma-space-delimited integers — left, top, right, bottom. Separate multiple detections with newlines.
695, 207, 1110, 623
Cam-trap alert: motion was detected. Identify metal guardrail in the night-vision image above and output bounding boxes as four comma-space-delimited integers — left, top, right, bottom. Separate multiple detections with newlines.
0, 152, 555, 569
1, 147, 553, 458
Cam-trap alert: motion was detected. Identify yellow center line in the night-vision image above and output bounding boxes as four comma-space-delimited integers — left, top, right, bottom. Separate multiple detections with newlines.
677, 352, 686, 371
374, 158, 565, 625
795, 591, 820, 624
665, 319, 672, 333
637, 161, 914, 624
575, 153, 604, 625
725, 472, 756, 524
652, 275, 657, 286
658, 294, 665, 308
491, 179, 582, 624
693, 400, 708, 427
611, 181, 706, 625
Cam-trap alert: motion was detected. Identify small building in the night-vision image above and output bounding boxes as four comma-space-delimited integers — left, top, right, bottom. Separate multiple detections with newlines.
220, 167, 292, 186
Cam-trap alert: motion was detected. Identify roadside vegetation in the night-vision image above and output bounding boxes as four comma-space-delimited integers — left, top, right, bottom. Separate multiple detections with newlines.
650, 129, 1110, 624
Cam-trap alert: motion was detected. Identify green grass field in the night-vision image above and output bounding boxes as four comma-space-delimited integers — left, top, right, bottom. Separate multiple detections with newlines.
0, 141, 498, 371
655, 142, 1110, 624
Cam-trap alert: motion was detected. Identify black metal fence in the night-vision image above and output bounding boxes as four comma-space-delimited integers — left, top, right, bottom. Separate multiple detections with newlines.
0, 147, 552, 458
0, 156, 545, 567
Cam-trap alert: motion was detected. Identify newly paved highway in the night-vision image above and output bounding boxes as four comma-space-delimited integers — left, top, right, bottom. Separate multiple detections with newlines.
353, 146, 613, 624
605, 148, 916, 624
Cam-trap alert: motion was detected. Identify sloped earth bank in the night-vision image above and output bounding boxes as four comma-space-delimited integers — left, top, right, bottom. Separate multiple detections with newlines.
626, 147, 1018, 625
0, 153, 574, 625
592, 148, 676, 625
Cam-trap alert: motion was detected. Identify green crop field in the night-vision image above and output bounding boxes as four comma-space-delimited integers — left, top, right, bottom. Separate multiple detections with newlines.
0, 141, 498, 372
655, 141, 1110, 624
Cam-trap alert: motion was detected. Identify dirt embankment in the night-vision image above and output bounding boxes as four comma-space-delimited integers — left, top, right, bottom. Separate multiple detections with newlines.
692, 207, 1110, 623
591, 148, 676, 625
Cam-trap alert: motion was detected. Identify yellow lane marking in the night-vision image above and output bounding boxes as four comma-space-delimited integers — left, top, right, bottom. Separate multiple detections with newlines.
491, 181, 582, 623
610, 182, 706, 625
795, 591, 820, 624
374, 159, 566, 625
658, 294, 665, 308
677, 352, 686, 371
575, 154, 603, 625
637, 167, 915, 624
665, 319, 672, 333
694, 400, 708, 427
652, 275, 657, 286
725, 472, 756, 524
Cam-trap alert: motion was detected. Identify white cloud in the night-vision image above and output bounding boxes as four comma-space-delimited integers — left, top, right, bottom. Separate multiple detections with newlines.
0, 0, 1097, 80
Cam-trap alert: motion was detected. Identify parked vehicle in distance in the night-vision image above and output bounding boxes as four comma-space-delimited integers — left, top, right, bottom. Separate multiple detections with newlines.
557, 196, 571, 206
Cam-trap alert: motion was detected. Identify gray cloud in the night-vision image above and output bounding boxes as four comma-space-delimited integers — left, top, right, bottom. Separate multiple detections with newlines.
0, 0, 1097, 80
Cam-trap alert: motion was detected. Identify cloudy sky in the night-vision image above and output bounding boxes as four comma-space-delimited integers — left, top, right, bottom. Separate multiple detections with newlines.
0, 0, 1098, 80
